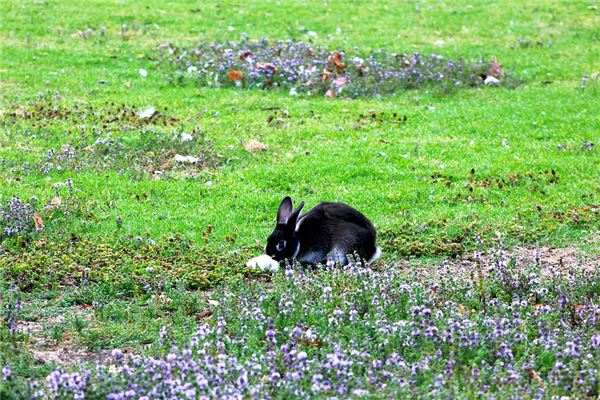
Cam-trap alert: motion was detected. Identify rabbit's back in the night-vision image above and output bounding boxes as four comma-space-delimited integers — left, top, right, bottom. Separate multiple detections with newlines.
295, 202, 378, 265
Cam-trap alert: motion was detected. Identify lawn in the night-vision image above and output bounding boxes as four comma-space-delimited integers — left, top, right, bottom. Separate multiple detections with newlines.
0, 0, 598, 398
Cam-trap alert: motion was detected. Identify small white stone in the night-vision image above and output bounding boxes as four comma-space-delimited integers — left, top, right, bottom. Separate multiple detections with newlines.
174, 154, 200, 163
138, 106, 156, 119
180, 133, 193, 142
484, 75, 500, 86
139, 68, 148, 78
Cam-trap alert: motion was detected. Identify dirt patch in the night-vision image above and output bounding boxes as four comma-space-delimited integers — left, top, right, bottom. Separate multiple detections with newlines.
16, 304, 107, 366
396, 244, 598, 283
4, 99, 178, 129
29, 341, 111, 366
511, 245, 597, 275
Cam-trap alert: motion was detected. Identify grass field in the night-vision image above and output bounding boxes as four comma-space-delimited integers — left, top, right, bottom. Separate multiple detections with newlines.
0, 1, 599, 398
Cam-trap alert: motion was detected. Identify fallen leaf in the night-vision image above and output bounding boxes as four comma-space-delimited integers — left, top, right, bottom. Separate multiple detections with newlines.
329, 51, 345, 73
239, 50, 253, 60
321, 68, 332, 82
34, 213, 45, 231
488, 59, 503, 78
138, 106, 156, 119
528, 368, 544, 385
227, 69, 244, 81
458, 304, 468, 315
245, 139, 267, 153
325, 89, 335, 98
43, 196, 62, 211
256, 62, 277, 75
196, 309, 213, 320
139, 68, 148, 78
299, 338, 324, 348
572, 304, 586, 313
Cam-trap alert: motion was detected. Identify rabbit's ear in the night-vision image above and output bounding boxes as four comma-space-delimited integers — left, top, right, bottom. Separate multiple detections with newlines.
287, 201, 305, 227
277, 196, 294, 224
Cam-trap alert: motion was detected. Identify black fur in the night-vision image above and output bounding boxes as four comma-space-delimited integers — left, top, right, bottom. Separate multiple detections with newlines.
265, 196, 379, 265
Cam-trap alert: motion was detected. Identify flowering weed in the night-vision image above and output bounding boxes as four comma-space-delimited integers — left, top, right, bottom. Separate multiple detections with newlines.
157, 38, 521, 97
4, 252, 597, 399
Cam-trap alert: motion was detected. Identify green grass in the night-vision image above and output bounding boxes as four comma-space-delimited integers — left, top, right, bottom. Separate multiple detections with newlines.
0, 0, 599, 396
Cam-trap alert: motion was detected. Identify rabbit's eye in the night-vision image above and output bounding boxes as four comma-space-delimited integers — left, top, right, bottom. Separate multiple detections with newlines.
276, 240, 287, 251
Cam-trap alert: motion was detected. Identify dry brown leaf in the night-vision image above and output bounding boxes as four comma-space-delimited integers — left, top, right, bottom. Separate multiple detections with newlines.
34, 213, 45, 231
245, 139, 267, 153
256, 62, 277, 75
43, 196, 63, 211
572, 304, 586, 313
196, 309, 213, 320
458, 304, 468, 315
528, 368, 544, 385
239, 50, 253, 60
488, 59, 503, 78
299, 338, 324, 348
321, 68, 332, 82
227, 69, 244, 81
328, 51, 345, 73
325, 89, 335, 98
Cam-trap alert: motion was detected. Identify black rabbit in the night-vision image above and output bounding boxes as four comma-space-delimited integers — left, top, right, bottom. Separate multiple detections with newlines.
265, 196, 381, 266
